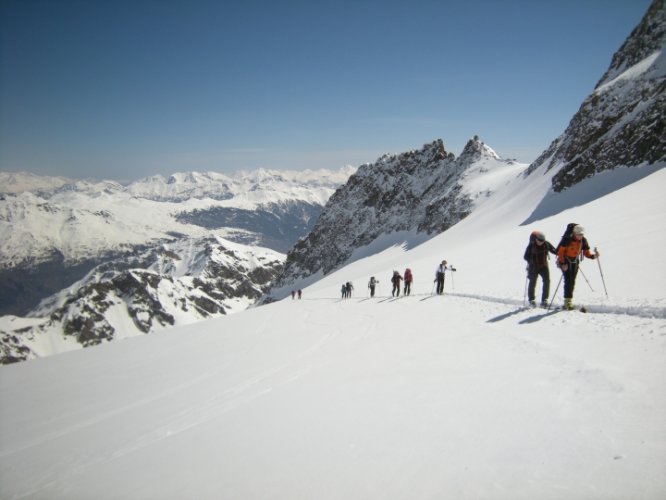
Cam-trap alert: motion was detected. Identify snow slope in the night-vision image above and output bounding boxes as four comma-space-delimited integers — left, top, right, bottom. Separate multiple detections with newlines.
1, 161, 664, 499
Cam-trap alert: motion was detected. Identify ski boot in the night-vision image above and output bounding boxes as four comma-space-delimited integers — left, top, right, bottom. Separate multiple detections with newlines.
563, 298, 575, 310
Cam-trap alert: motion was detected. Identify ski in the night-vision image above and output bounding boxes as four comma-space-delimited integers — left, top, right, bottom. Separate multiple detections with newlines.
560, 305, 588, 313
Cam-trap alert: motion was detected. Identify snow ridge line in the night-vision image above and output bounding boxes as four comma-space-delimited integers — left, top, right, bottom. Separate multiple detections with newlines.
299, 293, 666, 319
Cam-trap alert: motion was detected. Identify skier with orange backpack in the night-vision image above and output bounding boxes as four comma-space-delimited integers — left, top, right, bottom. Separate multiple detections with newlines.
556, 224, 599, 310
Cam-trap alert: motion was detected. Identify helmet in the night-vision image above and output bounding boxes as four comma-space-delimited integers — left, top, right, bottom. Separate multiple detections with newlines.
532, 231, 545, 241
573, 225, 585, 235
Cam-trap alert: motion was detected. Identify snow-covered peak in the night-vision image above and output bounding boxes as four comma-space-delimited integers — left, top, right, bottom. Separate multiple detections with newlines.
123, 167, 355, 206
459, 135, 502, 163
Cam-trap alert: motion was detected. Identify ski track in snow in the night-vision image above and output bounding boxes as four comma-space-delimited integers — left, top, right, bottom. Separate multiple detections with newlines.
302, 292, 666, 320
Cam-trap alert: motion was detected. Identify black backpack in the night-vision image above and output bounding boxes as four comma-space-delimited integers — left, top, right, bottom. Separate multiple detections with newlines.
557, 222, 578, 248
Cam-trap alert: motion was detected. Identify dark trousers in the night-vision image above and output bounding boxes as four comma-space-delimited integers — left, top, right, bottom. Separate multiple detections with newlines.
369, 285, 375, 297
528, 266, 550, 302
562, 262, 579, 299
392, 283, 400, 296
436, 276, 445, 294
404, 282, 411, 295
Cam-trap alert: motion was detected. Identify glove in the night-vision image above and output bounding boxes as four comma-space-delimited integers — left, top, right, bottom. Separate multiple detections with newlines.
560, 262, 568, 271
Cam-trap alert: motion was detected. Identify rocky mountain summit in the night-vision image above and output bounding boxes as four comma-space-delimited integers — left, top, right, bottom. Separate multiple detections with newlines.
268, 137, 525, 296
526, 0, 665, 191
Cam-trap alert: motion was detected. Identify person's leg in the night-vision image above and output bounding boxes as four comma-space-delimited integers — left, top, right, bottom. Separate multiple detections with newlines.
540, 267, 550, 304
527, 270, 537, 303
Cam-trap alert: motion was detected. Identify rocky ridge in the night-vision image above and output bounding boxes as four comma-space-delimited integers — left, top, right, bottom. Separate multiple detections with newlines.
526, 0, 665, 191
268, 137, 525, 296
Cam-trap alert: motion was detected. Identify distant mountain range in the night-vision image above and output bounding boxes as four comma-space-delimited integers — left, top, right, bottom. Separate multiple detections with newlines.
0, 167, 352, 362
0, 167, 353, 316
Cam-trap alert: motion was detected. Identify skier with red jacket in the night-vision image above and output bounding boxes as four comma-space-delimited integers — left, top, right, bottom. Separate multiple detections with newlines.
403, 268, 413, 296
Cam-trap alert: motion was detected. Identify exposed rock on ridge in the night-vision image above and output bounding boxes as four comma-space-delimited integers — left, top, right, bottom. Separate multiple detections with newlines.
526, 0, 666, 191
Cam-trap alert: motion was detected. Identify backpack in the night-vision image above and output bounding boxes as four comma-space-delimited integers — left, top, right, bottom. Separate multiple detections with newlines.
404, 269, 412, 281
557, 223, 578, 248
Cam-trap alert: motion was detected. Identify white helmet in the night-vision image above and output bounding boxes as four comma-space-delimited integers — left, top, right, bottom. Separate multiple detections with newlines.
573, 225, 585, 235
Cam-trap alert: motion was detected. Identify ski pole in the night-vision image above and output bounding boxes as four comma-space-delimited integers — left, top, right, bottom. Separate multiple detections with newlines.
523, 274, 529, 306
595, 248, 608, 297
450, 268, 454, 290
548, 274, 563, 310
579, 266, 594, 292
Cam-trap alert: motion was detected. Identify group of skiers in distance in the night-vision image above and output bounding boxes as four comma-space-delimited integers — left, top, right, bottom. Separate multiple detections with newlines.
335, 223, 600, 311
345, 260, 457, 300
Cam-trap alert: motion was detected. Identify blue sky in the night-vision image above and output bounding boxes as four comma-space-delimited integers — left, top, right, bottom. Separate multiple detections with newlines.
0, 0, 653, 182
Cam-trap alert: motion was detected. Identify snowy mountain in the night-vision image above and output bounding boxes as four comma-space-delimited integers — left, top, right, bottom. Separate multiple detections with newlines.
0, 236, 283, 363
0, 167, 353, 317
0, 167, 352, 267
0, 167, 352, 363
525, 0, 665, 198
268, 136, 526, 298
0, 2, 665, 496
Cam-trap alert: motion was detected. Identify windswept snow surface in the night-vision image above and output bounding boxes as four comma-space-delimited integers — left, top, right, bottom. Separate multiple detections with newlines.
1, 166, 665, 499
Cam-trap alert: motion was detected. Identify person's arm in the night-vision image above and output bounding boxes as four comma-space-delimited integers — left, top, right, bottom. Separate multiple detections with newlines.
582, 237, 597, 259
557, 245, 568, 270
